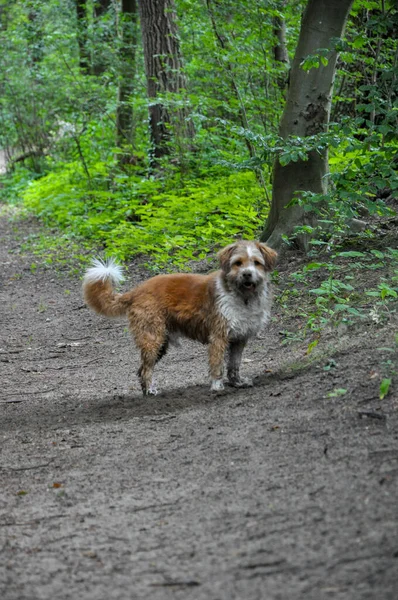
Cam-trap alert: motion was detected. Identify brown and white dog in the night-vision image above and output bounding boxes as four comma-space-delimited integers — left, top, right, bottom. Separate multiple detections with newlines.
83, 240, 277, 395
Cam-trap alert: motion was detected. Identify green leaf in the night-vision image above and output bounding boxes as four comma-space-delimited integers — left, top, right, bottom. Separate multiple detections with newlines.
346, 307, 364, 316
304, 262, 327, 271
370, 250, 385, 259
334, 303, 349, 311
307, 339, 319, 354
327, 388, 347, 398
379, 378, 391, 400
336, 251, 367, 258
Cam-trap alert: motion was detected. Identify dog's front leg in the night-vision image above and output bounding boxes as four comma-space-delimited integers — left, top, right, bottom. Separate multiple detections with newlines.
227, 339, 253, 388
208, 334, 228, 392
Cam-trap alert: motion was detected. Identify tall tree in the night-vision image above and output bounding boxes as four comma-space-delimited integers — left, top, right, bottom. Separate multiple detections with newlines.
261, 0, 354, 251
138, 0, 192, 162
75, 0, 89, 73
116, 0, 138, 151
272, 0, 289, 90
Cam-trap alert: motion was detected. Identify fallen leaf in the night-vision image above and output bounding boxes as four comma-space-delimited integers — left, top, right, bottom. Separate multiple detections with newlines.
380, 378, 392, 400
82, 551, 97, 559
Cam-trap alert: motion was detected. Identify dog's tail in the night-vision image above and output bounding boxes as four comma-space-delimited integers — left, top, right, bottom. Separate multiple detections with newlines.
83, 258, 129, 318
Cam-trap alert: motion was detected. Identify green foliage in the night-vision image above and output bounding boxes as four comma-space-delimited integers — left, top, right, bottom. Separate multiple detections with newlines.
300, 48, 330, 71
379, 378, 391, 400
326, 388, 348, 398
0, 0, 396, 271
288, 120, 397, 246
179, 0, 296, 135
22, 158, 266, 267
0, 166, 37, 205
277, 248, 398, 339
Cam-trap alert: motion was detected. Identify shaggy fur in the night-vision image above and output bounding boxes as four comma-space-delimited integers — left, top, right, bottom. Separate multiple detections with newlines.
82, 240, 277, 395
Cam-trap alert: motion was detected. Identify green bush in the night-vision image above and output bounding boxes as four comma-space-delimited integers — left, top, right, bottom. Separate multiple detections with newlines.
22, 160, 267, 267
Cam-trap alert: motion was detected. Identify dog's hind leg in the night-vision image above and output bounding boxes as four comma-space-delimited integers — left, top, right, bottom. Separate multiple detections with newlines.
156, 338, 169, 363
137, 347, 160, 395
135, 330, 169, 395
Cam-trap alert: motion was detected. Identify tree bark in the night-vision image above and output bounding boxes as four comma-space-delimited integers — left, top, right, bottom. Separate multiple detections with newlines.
75, 0, 89, 74
272, 0, 289, 65
261, 0, 354, 251
272, 0, 289, 90
116, 0, 138, 150
138, 0, 192, 162
272, 15, 288, 65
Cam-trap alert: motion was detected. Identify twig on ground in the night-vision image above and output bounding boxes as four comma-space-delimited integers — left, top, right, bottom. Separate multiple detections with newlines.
0, 514, 67, 527
3, 386, 59, 397
0, 458, 55, 471
150, 581, 201, 587
0, 399, 23, 404
358, 410, 387, 421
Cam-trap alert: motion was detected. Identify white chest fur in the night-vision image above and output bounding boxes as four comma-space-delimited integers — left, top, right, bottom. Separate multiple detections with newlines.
215, 278, 271, 340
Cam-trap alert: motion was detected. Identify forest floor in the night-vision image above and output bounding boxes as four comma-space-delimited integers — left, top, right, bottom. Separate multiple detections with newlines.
0, 208, 398, 600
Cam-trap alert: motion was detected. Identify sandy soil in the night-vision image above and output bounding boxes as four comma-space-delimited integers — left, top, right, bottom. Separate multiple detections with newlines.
1, 212, 397, 600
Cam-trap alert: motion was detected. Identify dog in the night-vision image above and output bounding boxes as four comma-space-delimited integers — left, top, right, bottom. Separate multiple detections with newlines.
82, 240, 277, 395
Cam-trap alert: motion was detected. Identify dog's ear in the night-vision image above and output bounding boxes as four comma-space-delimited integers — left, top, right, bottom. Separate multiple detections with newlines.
218, 243, 237, 272
256, 243, 278, 271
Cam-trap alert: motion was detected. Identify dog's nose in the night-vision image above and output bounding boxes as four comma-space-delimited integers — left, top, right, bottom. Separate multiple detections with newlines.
242, 270, 253, 280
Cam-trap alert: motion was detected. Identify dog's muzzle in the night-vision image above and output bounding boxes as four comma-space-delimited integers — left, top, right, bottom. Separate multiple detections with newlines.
239, 270, 259, 292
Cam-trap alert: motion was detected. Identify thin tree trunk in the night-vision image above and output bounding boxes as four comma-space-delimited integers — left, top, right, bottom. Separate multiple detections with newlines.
261, 0, 354, 251
138, 0, 192, 162
75, 0, 89, 74
272, 0, 289, 90
273, 16, 288, 64
116, 0, 138, 151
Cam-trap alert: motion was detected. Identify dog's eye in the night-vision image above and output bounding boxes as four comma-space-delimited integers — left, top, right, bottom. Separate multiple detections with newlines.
254, 260, 262, 266
234, 260, 243, 267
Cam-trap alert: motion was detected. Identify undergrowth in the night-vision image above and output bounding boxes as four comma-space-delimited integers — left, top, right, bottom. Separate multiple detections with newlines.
276, 247, 398, 346
18, 161, 267, 269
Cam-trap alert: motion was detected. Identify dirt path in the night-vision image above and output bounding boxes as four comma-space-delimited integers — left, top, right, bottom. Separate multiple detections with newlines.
1, 212, 397, 600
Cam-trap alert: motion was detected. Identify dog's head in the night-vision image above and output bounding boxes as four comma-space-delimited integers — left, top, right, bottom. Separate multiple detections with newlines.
218, 241, 277, 298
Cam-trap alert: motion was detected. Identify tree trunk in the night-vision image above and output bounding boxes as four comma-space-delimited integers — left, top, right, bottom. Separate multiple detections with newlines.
116, 0, 138, 151
75, 0, 89, 74
261, 0, 354, 251
138, 0, 192, 162
272, 0, 289, 90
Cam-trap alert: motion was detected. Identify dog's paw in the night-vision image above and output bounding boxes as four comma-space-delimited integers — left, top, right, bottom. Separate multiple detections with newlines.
211, 379, 225, 392
148, 383, 160, 396
228, 376, 253, 388
143, 382, 159, 396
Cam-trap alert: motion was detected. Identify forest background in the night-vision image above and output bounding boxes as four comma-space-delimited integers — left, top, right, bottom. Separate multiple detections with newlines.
2, 4, 398, 593
0, 0, 397, 271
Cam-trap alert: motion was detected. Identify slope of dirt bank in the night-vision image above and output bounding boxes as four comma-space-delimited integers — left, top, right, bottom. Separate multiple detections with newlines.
1, 212, 397, 600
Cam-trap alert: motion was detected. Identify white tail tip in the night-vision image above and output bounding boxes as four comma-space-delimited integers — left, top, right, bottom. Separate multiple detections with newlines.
84, 257, 124, 284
